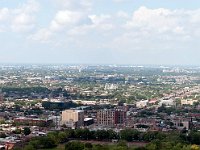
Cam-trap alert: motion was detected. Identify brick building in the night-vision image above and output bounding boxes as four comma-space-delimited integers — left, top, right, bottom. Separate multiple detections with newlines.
97, 109, 126, 127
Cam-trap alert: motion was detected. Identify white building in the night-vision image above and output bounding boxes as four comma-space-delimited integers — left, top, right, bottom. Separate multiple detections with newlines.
104, 84, 118, 90
181, 99, 198, 105
159, 98, 175, 106
136, 100, 148, 108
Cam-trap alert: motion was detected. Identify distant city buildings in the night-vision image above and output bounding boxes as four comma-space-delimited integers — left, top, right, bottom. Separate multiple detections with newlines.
104, 84, 118, 90
0, 65, 200, 148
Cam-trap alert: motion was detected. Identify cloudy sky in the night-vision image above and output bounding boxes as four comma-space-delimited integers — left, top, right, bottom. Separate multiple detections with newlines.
1, 0, 200, 65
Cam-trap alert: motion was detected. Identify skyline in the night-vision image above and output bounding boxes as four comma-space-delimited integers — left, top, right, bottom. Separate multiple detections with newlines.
1, 0, 200, 65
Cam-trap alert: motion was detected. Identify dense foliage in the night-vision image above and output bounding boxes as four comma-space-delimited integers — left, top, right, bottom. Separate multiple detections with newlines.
21, 129, 200, 150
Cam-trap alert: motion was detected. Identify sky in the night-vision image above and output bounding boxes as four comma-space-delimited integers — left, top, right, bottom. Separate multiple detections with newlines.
1, 0, 200, 65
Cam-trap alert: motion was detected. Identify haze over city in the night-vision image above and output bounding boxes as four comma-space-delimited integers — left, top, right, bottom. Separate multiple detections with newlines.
1, 0, 200, 65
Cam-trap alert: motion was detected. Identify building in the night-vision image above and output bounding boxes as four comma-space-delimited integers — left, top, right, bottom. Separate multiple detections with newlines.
61, 109, 84, 128
159, 98, 175, 106
14, 117, 52, 126
84, 118, 94, 126
104, 84, 118, 90
136, 100, 148, 108
48, 116, 61, 129
181, 99, 198, 105
97, 109, 126, 127
0, 90, 3, 103
173, 119, 191, 130
42, 99, 77, 110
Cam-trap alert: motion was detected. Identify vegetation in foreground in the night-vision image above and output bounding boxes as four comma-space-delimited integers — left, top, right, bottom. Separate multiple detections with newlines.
14, 128, 200, 150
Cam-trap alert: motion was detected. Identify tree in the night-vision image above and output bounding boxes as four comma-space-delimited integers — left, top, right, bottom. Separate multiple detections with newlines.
93, 144, 109, 150
117, 140, 127, 147
47, 131, 59, 145
191, 145, 200, 150
188, 132, 200, 145
65, 141, 84, 150
146, 143, 157, 150
23, 127, 31, 136
120, 129, 139, 142
95, 130, 109, 140
0, 133, 6, 138
85, 143, 93, 149
28, 138, 40, 149
58, 131, 68, 143
23, 144, 35, 150
65, 129, 75, 138
107, 129, 118, 139
39, 136, 57, 148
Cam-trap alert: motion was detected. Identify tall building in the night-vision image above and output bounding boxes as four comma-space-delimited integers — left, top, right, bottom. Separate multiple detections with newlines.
61, 109, 84, 128
0, 89, 3, 103
0, 94, 3, 102
97, 109, 126, 127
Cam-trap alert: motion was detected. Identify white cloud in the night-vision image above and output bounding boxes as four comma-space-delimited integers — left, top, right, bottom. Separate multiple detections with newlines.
126, 7, 178, 33
89, 14, 110, 24
55, 0, 92, 11
117, 11, 129, 19
8, 1, 200, 57
0, 8, 10, 32
50, 10, 83, 31
15, 0, 39, 14
30, 0, 93, 41
106, 6, 200, 54
0, 8, 9, 21
113, 0, 129, 3
29, 28, 52, 42
67, 25, 91, 35
125, 6, 200, 37
11, 0, 39, 32
0, 0, 39, 32
88, 14, 114, 30
30, 9, 89, 41
11, 13, 35, 32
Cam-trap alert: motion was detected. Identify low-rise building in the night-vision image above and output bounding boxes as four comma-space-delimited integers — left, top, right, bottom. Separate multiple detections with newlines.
136, 100, 148, 108
14, 117, 52, 127
181, 99, 198, 105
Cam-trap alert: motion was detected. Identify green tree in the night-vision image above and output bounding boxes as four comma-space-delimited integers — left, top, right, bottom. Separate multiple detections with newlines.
65, 141, 84, 150
117, 140, 127, 148
39, 136, 57, 148
24, 144, 35, 150
23, 127, 31, 136
58, 131, 68, 143
120, 129, 139, 142
108, 129, 118, 139
95, 130, 109, 140
84, 143, 93, 149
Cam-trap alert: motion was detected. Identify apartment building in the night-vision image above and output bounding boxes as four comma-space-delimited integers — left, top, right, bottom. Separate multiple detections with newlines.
97, 109, 126, 127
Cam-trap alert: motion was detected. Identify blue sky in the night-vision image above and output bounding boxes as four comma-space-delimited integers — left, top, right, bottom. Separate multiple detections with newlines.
1, 0, 200, 65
